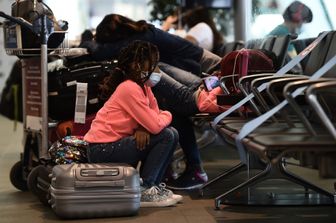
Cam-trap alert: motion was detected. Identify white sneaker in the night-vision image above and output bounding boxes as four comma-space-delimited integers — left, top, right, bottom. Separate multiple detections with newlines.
158, 183, 183, 203
140, 186, 177, 208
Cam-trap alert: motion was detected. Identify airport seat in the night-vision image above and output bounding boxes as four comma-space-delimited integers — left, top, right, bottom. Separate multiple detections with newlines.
292, 37, 316, 71
214, 80, 336, 206
216, 40, 245, 57
199, 31, 336, 206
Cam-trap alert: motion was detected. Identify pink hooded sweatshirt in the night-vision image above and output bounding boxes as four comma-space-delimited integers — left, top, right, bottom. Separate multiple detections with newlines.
84, 80, 172, 143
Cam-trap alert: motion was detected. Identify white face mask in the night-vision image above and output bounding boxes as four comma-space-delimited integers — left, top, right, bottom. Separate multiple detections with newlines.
294, 24, 303, 35
145, 71, 162, 87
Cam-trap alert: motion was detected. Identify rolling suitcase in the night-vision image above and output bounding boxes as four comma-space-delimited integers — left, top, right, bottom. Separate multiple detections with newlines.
49, 163, 141, 219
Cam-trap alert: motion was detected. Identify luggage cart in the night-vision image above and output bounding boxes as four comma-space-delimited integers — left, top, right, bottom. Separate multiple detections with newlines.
0, 6, 68, 191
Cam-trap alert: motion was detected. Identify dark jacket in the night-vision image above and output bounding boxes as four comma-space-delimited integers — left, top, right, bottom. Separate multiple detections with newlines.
91, 27, 204, 75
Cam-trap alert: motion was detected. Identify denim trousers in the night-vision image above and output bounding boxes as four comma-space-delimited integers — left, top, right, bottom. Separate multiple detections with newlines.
87, 127, 179, 187
171, 113, 203, 170
200, 49, 222, 74
155, 62, 202, 116
153, 63, 206, 170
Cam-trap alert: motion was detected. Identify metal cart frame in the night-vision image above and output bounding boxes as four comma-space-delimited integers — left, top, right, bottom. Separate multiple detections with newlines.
0, 1, 67, 191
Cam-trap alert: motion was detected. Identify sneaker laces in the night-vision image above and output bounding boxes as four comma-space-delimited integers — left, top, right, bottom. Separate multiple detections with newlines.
159, 183, 169, 192
158, 183, 173, 197
143, 185, 162, 196
141, 185, 170, 203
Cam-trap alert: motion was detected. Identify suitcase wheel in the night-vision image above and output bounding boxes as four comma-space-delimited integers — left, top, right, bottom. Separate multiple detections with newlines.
9, 160, 28, 191
27, 165, 52, 206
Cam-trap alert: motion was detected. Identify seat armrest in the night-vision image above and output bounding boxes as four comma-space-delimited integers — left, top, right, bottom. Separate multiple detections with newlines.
219, 75, 238, 94
238, 73, 275, 88
283, 78, 334, 135
249, 75, 302, 113
267, 76, 308, 105
283, 78, 335, 96
251, 74, 302, 90
236, 73, 276, 115
306, 81, 336, 140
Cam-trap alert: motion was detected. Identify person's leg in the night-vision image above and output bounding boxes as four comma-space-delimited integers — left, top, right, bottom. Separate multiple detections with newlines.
138, 127, 181, 207
140, 127, 179, 186
171, 114, 203, 172
87, 129, 180, 207
200, 49, 222, 74
88, 128, 178, 187
87, 137, 145, 167
152, 72, 199, 116
168, 114, 208, 190
153, 127, 179, 185
158, 62, 202, 90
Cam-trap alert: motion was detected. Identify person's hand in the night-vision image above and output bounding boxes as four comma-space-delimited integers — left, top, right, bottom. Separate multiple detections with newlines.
134, 126, 150, 150
165, 15, 177, 25
161, 15, 177, 31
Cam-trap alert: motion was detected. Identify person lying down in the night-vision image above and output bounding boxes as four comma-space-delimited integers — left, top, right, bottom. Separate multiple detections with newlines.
150, 63, 231, 116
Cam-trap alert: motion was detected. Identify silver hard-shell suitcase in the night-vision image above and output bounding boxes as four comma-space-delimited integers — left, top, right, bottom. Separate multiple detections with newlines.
49, 163, 140, 219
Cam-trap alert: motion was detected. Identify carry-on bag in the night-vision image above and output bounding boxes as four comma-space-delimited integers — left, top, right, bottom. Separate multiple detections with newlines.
27, 134, 92, 207
48, 61, 116, 120
217, 49, 275, 106
54, 113, 96, 139
49, 163, 140, 219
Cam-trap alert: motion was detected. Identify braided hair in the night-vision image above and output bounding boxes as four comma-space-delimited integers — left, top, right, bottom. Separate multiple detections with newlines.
99, 40, 159, 100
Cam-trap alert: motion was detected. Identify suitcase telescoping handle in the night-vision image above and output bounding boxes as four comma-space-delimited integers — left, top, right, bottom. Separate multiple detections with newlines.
81, 169, 119, 177
75, 180, 126, 188
75, 167, 124, 181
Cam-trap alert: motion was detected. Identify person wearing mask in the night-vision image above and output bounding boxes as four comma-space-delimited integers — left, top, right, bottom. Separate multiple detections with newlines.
162, 6, 224, 54
84, 40, 182, 207
91, 13, 224, 190
151, 65, 227, 191
268, 1, 313, 59
150, 48, 276, 190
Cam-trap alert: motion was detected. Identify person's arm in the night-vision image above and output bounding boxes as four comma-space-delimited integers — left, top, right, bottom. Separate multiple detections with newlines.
185, 35, 198, 45
161, 15, 178, 31
197, 86, 230, 113
117, 82, 172, 134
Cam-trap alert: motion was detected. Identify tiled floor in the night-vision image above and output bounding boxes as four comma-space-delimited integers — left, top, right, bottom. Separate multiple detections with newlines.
0, 115, 335, 223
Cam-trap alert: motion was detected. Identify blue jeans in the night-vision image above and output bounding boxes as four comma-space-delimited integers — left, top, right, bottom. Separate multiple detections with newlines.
87, 127, 179, 187
153, 63, 205, 171
155, 62, 202, 116
200, 49, 222, 74
159, 62, 202, 88
171, 113, 202, 170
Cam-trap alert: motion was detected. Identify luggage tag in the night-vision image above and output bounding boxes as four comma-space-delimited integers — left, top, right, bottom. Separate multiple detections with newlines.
74, 82, 88, 124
